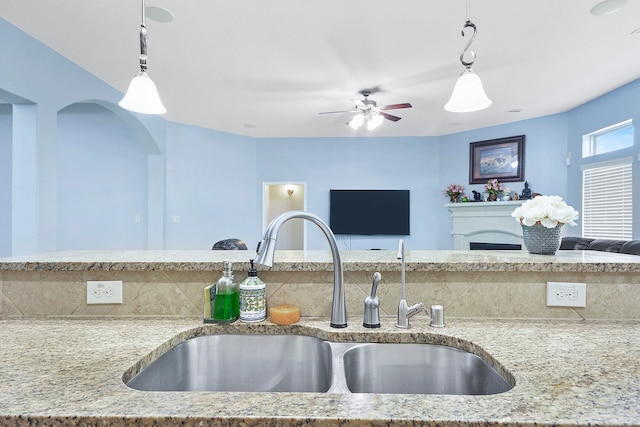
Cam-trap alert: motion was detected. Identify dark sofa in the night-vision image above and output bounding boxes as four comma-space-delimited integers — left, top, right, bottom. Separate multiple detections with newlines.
560, 236, 640, 255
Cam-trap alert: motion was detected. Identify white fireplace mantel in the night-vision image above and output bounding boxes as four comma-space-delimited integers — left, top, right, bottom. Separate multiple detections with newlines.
447, 201, 525, 250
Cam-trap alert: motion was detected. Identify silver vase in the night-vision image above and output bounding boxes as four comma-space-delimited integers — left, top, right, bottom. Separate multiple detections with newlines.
521, 224, 563, 255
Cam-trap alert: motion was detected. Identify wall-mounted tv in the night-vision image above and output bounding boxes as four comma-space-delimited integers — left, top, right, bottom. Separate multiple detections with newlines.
329, 190, 410, 236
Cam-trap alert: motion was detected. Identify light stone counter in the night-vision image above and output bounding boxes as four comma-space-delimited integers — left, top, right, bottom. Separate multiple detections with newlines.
2, 249, 640, 272
0, 316, 638, 427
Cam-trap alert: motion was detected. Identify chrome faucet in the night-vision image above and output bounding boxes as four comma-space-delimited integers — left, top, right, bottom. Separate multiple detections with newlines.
254, 210, 347, 328
363, 272, 382, 328
395, 239, 424, 329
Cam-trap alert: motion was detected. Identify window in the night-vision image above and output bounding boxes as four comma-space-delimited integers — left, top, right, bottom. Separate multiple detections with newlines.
582, 119, 633, 158
582, 159, 632, 240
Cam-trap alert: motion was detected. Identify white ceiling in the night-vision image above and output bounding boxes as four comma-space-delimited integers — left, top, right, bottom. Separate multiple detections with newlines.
2, 0, 640, 138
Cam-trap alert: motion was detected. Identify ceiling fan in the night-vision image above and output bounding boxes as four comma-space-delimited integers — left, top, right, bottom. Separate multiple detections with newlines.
319, 90, 412, 130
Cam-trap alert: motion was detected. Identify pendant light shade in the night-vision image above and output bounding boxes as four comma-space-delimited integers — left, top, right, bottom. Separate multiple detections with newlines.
444, 68, 491, 113
119, 71, 166, 114
119, 0, 166, 115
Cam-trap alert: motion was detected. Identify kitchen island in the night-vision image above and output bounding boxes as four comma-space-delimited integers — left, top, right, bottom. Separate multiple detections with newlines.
0, 316, 639, 427
1, 250, 639, 426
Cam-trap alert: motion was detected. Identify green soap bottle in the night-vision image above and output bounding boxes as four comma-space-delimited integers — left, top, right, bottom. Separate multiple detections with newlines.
212, 260, 239, 323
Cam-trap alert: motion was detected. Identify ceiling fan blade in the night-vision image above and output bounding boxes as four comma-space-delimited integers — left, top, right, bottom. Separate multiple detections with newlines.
319, 110, 358, 115
380, 103, 412, 111
380, 112, 402, 122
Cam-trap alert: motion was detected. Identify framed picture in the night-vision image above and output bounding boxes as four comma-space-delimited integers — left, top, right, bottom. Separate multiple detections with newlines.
469, 135, 525, 184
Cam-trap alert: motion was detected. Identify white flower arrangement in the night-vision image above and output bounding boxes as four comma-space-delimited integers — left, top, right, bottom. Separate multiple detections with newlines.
511, 195, 579, 228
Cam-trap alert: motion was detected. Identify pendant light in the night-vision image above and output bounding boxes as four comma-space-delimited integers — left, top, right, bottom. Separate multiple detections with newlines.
119, 0, 166, 115
444, 0, 491, 113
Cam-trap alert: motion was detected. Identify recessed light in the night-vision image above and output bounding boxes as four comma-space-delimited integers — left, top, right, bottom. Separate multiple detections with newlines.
590, 0, 627, 16
145, 6, 174, 23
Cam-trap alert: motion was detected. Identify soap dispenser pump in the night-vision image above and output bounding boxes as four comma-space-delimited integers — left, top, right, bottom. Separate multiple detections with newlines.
239, 259, 267, 322
212, 260, 239, 323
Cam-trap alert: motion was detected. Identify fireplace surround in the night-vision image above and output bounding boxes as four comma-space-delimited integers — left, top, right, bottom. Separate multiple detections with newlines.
447, 201, 525, 250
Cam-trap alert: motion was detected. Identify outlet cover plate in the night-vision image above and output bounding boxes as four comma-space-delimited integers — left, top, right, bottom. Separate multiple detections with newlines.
87, 280, 123, 304
546, 282, 586, 307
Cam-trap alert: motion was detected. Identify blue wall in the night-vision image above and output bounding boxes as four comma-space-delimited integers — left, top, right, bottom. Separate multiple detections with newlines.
257, 136, 439, 250
0, 17, 167, 255
57, 104, 149, 250
1, 16, 640, 255
0, 105, 11, 256
437, 114, 569, 248
566, 79, 640, 239
164, 122, 257, 249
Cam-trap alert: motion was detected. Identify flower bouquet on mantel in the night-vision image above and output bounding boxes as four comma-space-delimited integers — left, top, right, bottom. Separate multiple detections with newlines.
511, 195, 579, 254
484, 179, 508, 201
442, 183, 465, 203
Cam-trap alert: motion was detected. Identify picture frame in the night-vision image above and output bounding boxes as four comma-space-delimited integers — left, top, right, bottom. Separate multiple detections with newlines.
469, 135, 525, 184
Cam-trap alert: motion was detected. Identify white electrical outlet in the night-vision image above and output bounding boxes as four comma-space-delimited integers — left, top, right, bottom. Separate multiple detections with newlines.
546, 282, 586, 307
87, 280, 123, 304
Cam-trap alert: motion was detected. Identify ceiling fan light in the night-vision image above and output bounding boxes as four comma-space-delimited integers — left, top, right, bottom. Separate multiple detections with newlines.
348, 113, 365, 130
119, 71, 167, 115
367, 114, 384, 130
444, 68, 492, 113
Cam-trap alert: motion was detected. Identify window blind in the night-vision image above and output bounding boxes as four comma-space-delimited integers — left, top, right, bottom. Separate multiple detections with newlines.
582, 159, 633, 240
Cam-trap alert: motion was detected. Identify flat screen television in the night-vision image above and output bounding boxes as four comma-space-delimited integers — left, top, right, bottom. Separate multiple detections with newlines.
329, 189, 410, 235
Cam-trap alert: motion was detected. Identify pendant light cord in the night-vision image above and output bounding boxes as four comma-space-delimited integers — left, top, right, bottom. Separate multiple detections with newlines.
139, 0, 148, 72
460, 0, 477, 68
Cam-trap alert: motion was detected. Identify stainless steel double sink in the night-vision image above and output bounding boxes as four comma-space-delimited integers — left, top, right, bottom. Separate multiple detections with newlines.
125, 334, 513, 395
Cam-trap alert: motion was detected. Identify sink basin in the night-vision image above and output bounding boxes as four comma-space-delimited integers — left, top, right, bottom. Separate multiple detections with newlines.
126, 334, 332, 392
342, 343, 513, 395
125, 334, 513, 395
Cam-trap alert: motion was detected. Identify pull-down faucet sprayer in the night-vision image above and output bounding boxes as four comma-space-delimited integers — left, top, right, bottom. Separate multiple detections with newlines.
254, 210, 347, 328
395, 239, 424, 328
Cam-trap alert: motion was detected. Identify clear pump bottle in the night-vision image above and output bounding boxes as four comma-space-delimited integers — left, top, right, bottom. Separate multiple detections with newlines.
239, 259, 266, 322
212, 260, 239, 323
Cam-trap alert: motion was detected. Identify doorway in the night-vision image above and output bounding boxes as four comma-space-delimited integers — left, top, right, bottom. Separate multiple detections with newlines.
262, 183, 306, 250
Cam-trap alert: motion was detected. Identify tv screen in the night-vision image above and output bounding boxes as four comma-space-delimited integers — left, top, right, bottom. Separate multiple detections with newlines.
329, 190, 410, 235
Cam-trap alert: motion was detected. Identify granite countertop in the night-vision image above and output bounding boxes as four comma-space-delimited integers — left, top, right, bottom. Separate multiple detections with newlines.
1, 316, 639, 427
2, 249, 640, 272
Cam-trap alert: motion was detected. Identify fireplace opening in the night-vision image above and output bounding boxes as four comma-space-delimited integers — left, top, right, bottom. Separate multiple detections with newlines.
470, 242, 522, 250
